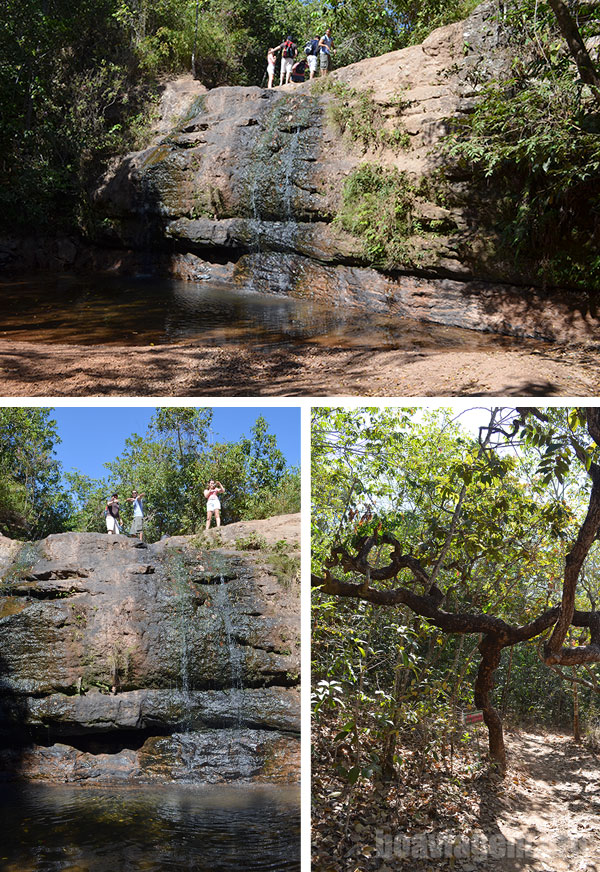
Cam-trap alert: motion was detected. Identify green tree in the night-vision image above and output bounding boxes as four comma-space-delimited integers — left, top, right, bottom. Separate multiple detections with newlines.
103, 432, 185, 538
0, 408, 72, 538
312, 407, 600, 774
64, 470, 111, 534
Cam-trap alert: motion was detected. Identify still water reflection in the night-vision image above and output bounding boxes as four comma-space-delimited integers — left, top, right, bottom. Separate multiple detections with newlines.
0, 273, 536, 352
0, 783, 300, 872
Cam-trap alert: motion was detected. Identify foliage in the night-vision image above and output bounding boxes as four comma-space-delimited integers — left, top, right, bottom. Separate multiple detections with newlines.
444, 0, 600, 289
0, 0, 154, 234
315, 81, 410, 152
334, 163, 456, 268
266, 540, 300, 588
234, 532, 268, 550
335, 164, 420, 268
233, 533, 299, 586
0, 408, 73, 539
312, 406, 600, 786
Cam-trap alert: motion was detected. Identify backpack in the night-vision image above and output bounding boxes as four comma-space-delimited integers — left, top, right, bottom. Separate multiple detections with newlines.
304, 38, 318, 56
283, 39, 296, 59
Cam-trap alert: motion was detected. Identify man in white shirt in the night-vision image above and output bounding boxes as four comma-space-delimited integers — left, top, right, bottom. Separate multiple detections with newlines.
126, 490, 145, 541
318, 29, 335, 75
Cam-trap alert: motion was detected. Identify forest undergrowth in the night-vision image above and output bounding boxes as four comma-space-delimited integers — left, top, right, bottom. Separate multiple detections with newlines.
312, 406, 600, 872
312, 710, 600, 871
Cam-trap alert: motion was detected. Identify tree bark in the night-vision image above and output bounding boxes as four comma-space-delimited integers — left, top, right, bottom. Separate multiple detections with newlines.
548, 0, 600, 105
474, 635, 506, 773
572, 667, 581, 742
501, 644, 514, 717
545, 464, 600, 661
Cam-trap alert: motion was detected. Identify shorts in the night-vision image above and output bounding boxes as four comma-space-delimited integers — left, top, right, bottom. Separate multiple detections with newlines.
207, 497, 221, 512
307, 54, 318, 74
267, 62, 275, 75
281, 57, 294, 76
106, 515, 119, 534
319, 51, 329, 70
130, 516, 143, 535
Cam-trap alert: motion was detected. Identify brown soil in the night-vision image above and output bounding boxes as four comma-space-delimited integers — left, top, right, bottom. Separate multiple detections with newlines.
483, 730, 600, 872
312, 728, 600, 872
0, 338, 598, 397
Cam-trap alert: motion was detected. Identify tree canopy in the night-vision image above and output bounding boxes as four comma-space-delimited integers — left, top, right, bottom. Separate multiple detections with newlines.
0, 408, 72, 539
312, 406, 600, 773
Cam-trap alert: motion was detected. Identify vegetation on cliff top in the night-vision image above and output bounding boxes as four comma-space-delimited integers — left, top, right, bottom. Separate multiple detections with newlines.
0, 408, 300, 541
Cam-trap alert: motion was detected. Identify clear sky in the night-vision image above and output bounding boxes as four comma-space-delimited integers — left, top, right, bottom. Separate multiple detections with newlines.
49, 406, 301, 481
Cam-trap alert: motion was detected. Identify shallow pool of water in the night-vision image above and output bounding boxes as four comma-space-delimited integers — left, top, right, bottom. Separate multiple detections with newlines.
0, 273, 542, 353
0, 782, 300, 872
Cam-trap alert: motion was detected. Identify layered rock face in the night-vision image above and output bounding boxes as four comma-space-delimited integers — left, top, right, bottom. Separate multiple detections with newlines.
91, 2, 600, 342
0, 522, 300, 784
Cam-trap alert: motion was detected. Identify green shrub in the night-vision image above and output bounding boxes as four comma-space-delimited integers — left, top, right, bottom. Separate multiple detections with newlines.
234, 532, 268, 551
267, 543, 300, 588
444, 57, 600, 288
316, 81, 410, 152
335, 163, 419, 267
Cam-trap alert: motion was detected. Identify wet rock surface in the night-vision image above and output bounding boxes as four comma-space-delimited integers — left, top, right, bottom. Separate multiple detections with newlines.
0, 518, 300, 784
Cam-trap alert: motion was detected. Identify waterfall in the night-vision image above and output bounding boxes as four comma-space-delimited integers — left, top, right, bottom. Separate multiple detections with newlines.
280, 125, 301, 255
283, 126, 300, 220
167, 550, 194, 721
214, 578, 244, 729
245, 97, 305, 285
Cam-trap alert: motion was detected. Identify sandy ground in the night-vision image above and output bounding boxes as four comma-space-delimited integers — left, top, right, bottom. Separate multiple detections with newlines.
0, 339, 598, 398
479, 730, 600, 871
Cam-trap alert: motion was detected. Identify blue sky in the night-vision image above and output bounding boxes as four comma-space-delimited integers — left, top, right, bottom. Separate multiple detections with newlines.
49, 406, 301, 480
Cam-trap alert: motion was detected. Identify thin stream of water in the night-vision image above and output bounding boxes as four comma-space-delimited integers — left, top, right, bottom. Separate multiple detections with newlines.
214, 579, 244, 729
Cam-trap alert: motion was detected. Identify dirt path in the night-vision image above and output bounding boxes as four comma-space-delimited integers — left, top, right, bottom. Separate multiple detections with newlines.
476, 730, 600, 871
0, 339, 598, 397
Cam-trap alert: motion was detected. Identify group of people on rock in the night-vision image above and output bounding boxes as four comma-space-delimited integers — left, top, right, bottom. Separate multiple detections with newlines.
267, 28, 335, 88
104, 480, 225, 540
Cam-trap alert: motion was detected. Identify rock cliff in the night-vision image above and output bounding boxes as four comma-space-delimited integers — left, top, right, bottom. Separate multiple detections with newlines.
90, 2, 600, 343
0, 518, 300, 784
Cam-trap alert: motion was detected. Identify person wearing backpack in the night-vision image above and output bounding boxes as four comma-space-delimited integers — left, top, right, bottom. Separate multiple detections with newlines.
304, 36, 320, 79
290, 58, 308, 83
318, 28, 336, 75
279, 36, 297, 86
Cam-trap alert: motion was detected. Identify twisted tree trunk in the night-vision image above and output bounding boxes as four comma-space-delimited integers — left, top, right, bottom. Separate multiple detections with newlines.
474, 635, 506, 772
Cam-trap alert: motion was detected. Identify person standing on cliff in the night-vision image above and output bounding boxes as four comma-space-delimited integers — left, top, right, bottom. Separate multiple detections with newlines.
279, 35, 298, 85
105, 493, 121, 535
304, 35, 320, 79
318, 28, 335, 75
204, 479, 225, 529
266, 45, 280, 89
125, 490, 145, 541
